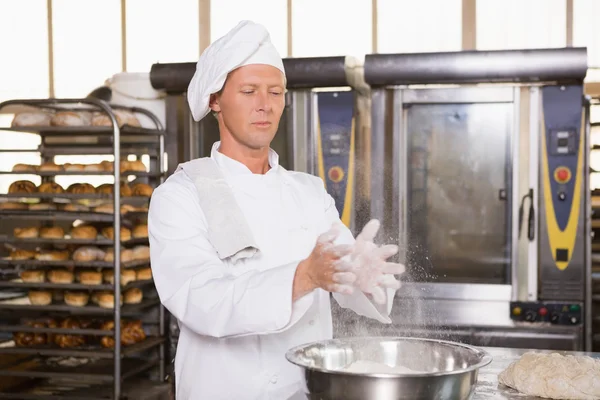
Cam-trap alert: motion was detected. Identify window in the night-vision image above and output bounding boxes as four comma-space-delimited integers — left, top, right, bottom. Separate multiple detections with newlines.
477, 0, 566, 50
574, 0, 600, 70
126, 0, 199, 72
211, 0, 287, 57
0, 0, 49, 101
292, 0, 372, 58
377, 0, 462, 54
52, 0, 122, 98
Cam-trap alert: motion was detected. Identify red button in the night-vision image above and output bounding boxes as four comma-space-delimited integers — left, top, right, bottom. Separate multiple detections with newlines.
557, 169, 568, 181
539, 307, 548, 316
330, 169, 340, 180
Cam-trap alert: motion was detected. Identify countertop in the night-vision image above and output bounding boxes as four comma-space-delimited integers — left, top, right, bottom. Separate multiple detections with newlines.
473, 346, 596, 399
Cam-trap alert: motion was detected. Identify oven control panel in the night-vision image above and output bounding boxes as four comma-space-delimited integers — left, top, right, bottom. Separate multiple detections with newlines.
510, 301, 582, 325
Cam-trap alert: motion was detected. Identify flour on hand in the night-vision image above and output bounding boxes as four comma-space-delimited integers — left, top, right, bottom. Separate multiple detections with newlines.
498, 352, 600, 400
342, 360, 424, 375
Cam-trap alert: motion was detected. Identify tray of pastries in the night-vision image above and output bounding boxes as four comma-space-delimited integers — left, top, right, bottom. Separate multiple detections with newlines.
10, 109, 142, 129
6, 160, 150, 175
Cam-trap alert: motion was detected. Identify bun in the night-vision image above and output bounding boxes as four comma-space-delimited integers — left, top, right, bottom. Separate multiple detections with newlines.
125, 160, 146, 172
101, 161, 114, 172
8, 180, 37, 194
131, 183, 153, 197
76, 270, 102, 285
93, 204, 114, 214
39, 226, 65, 239
132, 245, 150, 261
28, 290, 52, 305
72, 246, 105, 262
54, 318, 85, 348
14, 227, 39, 238
83, 164, 103, 172
92, 109, 141, 128
39, 163, 62, 172
97, 292, 120, 309
70, 225, 97, 239
136, 267, 152, 281
0, 202, 28, 210
96, 184, 113, 195
64, 291, 89, 307
38, 182, 65, 194
132, 224, 148, 238
103, 269, 136, 286
62, 203, 89, 212
20, 270, 45, 283
29, 202, 57, 211
104, 248, 133, 263
66, 183, 95, 194
63, 163, 84, 171
12, 164, 37, 172
101, 226, 131, 241
10, 249, 37, 260
124, 288, 143, 304
47, 269, 74, 284
35, 250, 70, 261
12, 112, 53, 127
51, 111, 91, 127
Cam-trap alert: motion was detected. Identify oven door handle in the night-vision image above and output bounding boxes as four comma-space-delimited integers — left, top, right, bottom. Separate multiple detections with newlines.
527, 188, 535, 241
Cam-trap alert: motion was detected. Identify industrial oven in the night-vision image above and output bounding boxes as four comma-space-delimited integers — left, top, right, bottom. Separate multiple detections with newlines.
343, 47, 592, 351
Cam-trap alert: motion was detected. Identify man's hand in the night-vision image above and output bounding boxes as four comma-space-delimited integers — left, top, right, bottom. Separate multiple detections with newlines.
293, 224, 357, 301
347, 219, 406, 304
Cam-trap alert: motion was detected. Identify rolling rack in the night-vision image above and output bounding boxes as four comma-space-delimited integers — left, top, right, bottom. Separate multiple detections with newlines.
0, 98, 168, 399
590, 95, 600, 352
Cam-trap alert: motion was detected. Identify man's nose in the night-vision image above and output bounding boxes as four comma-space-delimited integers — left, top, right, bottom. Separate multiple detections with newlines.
255, 91, 272, 112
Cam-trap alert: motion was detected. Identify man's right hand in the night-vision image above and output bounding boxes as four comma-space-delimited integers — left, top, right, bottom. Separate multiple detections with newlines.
292, 225, 356, 301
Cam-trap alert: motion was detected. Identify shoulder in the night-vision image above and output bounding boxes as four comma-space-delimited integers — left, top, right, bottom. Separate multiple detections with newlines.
280, 168, 326, 195
149, 169, 200, 215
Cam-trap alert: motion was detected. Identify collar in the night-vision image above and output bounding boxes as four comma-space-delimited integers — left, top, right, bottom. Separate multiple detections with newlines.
210, 141, 280, 177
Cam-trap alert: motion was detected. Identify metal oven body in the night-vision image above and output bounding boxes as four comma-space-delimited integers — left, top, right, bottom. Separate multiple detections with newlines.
339, 48, 592, 351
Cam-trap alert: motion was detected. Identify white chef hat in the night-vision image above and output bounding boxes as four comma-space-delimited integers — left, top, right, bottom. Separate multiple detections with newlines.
187, 20, 286, 122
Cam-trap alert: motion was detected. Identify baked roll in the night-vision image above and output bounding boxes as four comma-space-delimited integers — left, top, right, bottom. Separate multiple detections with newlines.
39, 163, 62, 172
8, 180, 37, 194
130, 183, 153, 197
132, 224, 148, 238
54, 318, 85, 348
39, 226, 65, 239
92, 109, 141, 128
124, 160, 146, 172
62, 203, 90, 212
38, 182, 65, 194
103, 248, 133, 263
132, 245, 150, 261
124, 288, 143, 304
102, 269, 136, 286
20, 270, 45, 283
51, 111, 92, 127
83, 164, 103, 172
29, 202, 57, 211
12, 164, 37, 173
101, 161, 114, 172
72, 246, 105, 262
64, 291, 89, 307
35, 250, 70, 261
14, 227, 39, 238
0, 202, 28, 210
63, 163, 84, 172
136, 267, 152, 281
76, 270, 102, 285
10, 249, 37, 260
12, 112, 53, 127
28, 290, 52, 305
66, 183, 96, 194
101, 226, 131, 241
47, 269, 74, 284
70, 225, 98, 239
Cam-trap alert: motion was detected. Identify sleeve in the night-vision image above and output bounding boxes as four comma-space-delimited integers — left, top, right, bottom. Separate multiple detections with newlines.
318, 186, 395, 324
148, 177, 315, 339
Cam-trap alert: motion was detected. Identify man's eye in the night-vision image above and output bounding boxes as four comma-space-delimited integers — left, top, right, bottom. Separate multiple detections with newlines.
242, 90, 254, 94
270, 92, 282, 96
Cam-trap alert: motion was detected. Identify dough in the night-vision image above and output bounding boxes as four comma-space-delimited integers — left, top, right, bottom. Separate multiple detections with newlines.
341, 360, 423, 375
498, 352, 600, 399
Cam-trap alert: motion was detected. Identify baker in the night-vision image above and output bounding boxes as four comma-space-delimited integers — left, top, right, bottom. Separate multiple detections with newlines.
148, 20, 405, 400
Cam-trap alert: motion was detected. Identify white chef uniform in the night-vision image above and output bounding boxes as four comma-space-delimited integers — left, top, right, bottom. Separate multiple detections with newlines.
148, 142, 395, 400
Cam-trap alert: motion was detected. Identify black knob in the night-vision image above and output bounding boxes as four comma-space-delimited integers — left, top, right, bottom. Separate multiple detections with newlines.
551, 314, 560, 323
525, 311, 537, 322
558, 192, 567, 201
570, 316, 579, 325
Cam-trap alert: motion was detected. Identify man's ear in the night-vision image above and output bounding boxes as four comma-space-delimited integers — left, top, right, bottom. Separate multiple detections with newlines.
209, 93, 221, 113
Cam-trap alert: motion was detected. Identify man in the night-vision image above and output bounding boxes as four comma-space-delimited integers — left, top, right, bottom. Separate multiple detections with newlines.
148, 20, 404, 400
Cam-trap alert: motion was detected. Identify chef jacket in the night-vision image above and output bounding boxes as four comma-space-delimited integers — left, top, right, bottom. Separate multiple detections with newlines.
148, 141, 396, 400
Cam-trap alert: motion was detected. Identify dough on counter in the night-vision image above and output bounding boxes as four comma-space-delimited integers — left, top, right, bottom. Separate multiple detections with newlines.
341, 360, 424, 375
498, 351, 600, 400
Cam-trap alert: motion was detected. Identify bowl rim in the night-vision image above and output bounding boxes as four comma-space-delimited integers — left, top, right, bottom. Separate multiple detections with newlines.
285, 336, 493, 378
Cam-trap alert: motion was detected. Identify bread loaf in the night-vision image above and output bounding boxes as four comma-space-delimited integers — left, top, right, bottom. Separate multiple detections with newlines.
39, 226, 64, 239
70, 225, 98, 239
14, 227, 39, 238
12, 164, 37, 172
38, 182, 65, 194
8, 180, 37, 194
72, 246, 105, 262
12, 112, 53, 127
51, 111, 92, 127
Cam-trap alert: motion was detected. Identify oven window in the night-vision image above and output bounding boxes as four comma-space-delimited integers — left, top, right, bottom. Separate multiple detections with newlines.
405, 103, 513, 284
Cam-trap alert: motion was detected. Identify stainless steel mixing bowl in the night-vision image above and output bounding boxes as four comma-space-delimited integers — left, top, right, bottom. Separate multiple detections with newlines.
286, 337, 492, 400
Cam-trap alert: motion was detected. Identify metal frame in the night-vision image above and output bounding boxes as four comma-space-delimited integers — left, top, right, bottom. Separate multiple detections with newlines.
528, 87, 541, 301
0, 97, 167, 399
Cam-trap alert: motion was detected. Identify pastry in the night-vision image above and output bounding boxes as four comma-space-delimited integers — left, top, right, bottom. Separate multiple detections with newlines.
76, 270, 102, 285
11, 112, 53, 127
39, 226, 65, 239
20, 270, 45, 283
10, 249, 37, 260
96, 184, 113, 195
63, 163, 84, 172
96, 292, 120, 309
64, 291, 89, 307
83, 164, 103, 172
131, 183, 153, 197
132, 224, 148, 238
28, 290, 52, 305
103, 248, 133, 263
51, 111, 92, 127
66, 183, 96, 194
132, 245, 150, 261
8, 180, 37, 194
14, 227, 39, 238
39, 163, 62, 172
54, 318, 85, 348
136, 267, 152, 280
70, 225, 98, 239
29, 202, 57, 211
62, 203, 90, 212
38, 182, 65, 194
92, 109, 141, 128
0, 202, 28, 210
127, 160, 146, 172
35, 250, 70, 261
103, 269, 136, 286
12, 164, 37, 172
101, 226, 131, 241
72, 246, 105, 262
47, 269, 74, 284
124, 288, 143, 304
93, 204, 114, 214
101, 161, 114, 172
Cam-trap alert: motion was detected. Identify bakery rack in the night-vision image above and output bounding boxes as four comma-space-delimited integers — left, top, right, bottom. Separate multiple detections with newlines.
0, 97, 167, 400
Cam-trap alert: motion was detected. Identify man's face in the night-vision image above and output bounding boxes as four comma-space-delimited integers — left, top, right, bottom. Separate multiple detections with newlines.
210, 64, 286, 150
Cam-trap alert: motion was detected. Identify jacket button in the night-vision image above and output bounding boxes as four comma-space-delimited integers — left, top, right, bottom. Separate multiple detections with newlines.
270, 375, 278, 384
309, 320, 315, 326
